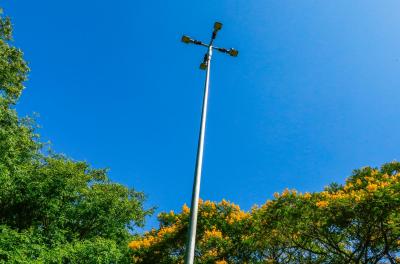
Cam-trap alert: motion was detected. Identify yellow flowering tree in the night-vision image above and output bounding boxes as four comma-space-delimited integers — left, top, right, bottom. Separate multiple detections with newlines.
129, 199, 254, 263
130, 162, 400, 263
253, 161, 400, 263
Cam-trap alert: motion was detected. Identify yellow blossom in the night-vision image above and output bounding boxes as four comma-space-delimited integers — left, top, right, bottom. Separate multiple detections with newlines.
220, 199, 230, 207
206, 249, 218, 257
380, 182, 389, 188
226, 210, 249, 224
282, 188, 290, 197
128, 240, 141, 250
204, 227, 223, 240
366, 183, 378, 192
231, 202, 240, 211
320, 191, 329, 198
365, 176, 374, 182
204, 200, 217, 210
202, 212, 210, 217
344, 182, 353, 191
182, 204, 190, 214
128, 235, 158, 250
316, 201, 329, 208
261, 200, 273, 210
330, 191, 347, 200
157, 225, 177, 237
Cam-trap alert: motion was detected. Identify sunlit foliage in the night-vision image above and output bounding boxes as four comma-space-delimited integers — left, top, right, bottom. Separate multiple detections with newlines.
130, 162, 400, 263
0, 8, 151, 263
130, 199, 253, 263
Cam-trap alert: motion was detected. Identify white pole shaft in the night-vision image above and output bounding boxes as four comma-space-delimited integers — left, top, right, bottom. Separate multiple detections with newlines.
184, 46, 213, 264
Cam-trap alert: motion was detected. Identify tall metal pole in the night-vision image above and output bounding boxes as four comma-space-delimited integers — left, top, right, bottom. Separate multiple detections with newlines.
184, 45, 212, 264
181, 22, 238, 264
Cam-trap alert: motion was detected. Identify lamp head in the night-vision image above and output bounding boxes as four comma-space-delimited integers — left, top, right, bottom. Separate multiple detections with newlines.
228, 48, 239, 57
200, 54, 208, 70
199, 62, 208, 70
214, 22, 223, 31
181, 35, 192, 44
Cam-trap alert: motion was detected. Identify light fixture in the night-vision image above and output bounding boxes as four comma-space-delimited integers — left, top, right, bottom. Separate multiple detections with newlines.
228, 48, 239, 57
199, 62, 207, 70
180, 21, 238, 264
214, 22, 223, 31
181, 35, 192, 44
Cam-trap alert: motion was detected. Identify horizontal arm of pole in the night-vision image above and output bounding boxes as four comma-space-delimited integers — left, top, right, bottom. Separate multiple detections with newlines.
213, 46, 229, 53
192, 40, 209, 47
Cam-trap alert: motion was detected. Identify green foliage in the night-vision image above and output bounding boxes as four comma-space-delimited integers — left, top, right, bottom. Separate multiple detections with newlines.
3, 6, 400, 264
0, 10, 28, 105
0, 8, 151, 263
0, 225, 130, 263
130, 164, 400, 263
129, 200, 254, 263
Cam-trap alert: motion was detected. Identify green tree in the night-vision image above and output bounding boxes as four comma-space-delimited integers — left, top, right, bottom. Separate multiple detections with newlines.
0, 8, 151, 263
254, 163, 400, 263
129, 200, 255, 263
130, 163, 400, 264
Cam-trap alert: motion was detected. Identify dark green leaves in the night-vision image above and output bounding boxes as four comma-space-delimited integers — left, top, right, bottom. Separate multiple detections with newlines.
0, 7, 151, 263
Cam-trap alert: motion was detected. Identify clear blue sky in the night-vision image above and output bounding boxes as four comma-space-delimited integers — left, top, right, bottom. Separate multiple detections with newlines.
4, 1, 400, 229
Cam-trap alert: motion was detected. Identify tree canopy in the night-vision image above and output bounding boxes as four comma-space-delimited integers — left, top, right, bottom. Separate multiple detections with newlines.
129, 163, 400, 263
2, 6, 400, 264
0, 8, 151, 263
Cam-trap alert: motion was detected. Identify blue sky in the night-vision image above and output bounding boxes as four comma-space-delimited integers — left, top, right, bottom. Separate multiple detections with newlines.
4, 1, 400, 229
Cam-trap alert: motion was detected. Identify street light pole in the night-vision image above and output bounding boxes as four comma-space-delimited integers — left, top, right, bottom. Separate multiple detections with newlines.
185, 45, 212, 264
181, 22, 238, 264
